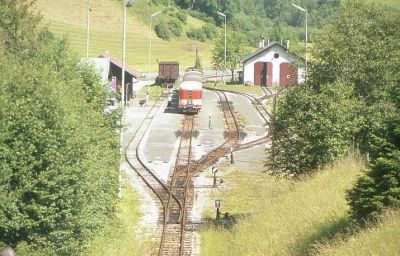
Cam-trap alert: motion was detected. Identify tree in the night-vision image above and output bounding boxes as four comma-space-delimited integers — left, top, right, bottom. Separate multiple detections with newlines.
266, 1, 400, 178
347, 114, 400, 220
0, 4, 120, 254
266, 81, 359, 177
0, 0, 41, 58
211, 31, 249, 81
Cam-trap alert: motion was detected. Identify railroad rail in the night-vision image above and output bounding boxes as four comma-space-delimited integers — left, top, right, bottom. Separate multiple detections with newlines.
204, 86, 272, 152
160, 90, 242, 255
196, 90, 241, 168
123, 94, 183, 256
125, 89, 244, 256
160, 116, 195, 255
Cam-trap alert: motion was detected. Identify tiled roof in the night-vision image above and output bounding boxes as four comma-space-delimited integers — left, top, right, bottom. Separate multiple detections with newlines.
100, 52, 142, 78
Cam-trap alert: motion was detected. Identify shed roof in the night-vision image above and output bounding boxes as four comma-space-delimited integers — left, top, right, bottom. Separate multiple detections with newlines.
240, 42, 305, 64
100, 52, 142, 78
159, 61, 179, 64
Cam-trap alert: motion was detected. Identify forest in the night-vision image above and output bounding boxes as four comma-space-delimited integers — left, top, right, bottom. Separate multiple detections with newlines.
153, 0, 341, 46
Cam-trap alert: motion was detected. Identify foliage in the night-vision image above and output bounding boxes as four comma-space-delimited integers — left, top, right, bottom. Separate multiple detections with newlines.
202, 23, 218, 39
347, 86, 400, 220
168, 17, 183, 37
266, 0, 400, 220
164, 6, 188, 24
175, 11, 188, 24
0, 2, 120, 254
187, 9, 215, 23
186, 27, 206, 42
151, 0, 175, 6
154, 16, 183, 39
201, 158, 363, 255
211, 30, 249, 81
176, 0, 342, 45
155, 19, 172, 40
0, 0, 41, 58
267, 82, 359, 177
85, 176, 150, 255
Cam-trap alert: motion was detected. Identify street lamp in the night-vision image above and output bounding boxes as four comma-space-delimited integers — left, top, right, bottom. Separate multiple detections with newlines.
217, 11, 226, 84
291, 3, 307, 72
86, 0, 91, 58
121, 0, 135, 107
119, 0, 135, 199
148, 10, 161, 95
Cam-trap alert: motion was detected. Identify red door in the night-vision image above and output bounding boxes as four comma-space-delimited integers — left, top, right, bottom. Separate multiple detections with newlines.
254, 62, 263, 85
254, 62, 272, 86
279, 63, 298, 86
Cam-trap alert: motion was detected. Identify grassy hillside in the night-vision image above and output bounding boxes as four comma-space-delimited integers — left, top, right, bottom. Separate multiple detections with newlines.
200, 157, 367, 255
36, 0, 214, 71
378, 0, 400, 9
312, 210, 400, 255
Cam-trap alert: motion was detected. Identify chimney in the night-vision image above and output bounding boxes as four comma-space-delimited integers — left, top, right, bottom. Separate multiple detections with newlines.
258, 35, 264, 48
287, 40, 290, 49
267, 38, 270, 45
262, 36, 265, 48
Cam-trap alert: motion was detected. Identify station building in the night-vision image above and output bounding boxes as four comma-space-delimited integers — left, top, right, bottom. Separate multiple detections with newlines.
81, 52, 142, 102
240, 40, 305, 86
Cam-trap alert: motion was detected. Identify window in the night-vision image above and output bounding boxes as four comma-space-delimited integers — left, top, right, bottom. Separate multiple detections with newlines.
274, 53, 279, 59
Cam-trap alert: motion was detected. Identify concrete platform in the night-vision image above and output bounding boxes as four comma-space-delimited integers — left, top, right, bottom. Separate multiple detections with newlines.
226, 92, 268, 144
193, 89, 226, 160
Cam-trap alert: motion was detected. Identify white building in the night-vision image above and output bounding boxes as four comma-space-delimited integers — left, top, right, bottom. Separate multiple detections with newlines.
241, 40, 305, 86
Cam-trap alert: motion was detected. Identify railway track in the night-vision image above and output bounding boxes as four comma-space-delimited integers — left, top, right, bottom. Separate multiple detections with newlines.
125, 89, 244, 255
204, 86, 272, 151
196, 90, 241, 168
124, 94, 183, 255
160, 115, 195, 255
160, 88, 243, 255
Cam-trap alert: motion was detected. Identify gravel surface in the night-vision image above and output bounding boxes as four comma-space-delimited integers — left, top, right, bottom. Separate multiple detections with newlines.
120, 88, 269, 255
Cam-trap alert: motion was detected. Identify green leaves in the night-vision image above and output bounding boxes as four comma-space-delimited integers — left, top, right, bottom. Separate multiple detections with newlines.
211, 31, 249, 80
267, 82, 358, 177
0, 29, 119, 255
266, 1, 400, 221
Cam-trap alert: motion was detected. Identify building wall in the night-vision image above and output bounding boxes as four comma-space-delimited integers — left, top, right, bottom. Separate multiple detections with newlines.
242, 45, 305, 85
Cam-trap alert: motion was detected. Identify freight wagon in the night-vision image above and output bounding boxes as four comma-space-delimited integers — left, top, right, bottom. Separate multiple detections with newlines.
158, 61, 179, 87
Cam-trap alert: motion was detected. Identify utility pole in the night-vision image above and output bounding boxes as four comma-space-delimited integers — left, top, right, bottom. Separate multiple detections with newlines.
86, 0, 91, 58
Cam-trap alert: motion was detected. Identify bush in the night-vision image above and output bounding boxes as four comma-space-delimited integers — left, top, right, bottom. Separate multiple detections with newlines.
176, 11, 187, 24
155, 21, 172, 40
168, 18, 183, 37
0, 32, 120, 255
266, 82, 359, 177
151, 0, 174, 5
347, 112, 400, 220
202, 23, 218, 39
186, 28, 206, 42
188, 9, 214, 23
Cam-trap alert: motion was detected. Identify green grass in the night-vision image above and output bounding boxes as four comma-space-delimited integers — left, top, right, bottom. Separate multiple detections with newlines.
85, 175, 152, 255
200, 157, 365, 255
204, 82, 264, 96
36, 0, 215, 71
138, 84, 166, 101
376, 0, 400, 9
312, 210, 400, 256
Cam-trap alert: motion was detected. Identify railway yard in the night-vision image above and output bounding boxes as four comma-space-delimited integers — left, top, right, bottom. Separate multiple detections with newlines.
121, 86, 273, 255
